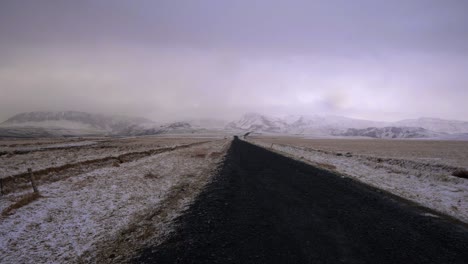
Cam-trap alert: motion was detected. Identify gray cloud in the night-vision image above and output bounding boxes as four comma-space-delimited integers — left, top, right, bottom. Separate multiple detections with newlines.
1, 0, 467, 122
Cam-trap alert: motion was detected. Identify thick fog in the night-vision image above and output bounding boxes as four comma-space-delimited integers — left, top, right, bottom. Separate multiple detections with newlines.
1, 0, 467, 122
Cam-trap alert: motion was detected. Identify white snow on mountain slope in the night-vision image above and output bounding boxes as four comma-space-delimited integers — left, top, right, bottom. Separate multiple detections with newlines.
286, 115, 387, 135
395, 117, 468, 134
0, 111, 199, 137
0, 111, 156, 136
2, 111, 468, 138
227, 113, 386, 135
2, 111, 153, 131
225, 113, 288, 133
336, 127, 445, 139
227, 113, 468, 138
1, 120, 100, 130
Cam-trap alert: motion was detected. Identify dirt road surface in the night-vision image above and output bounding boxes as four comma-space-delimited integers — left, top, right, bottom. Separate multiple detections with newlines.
133, 138, 468, 263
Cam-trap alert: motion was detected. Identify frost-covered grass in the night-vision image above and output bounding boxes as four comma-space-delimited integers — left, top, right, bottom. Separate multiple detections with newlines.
0, 137, 209, 177
250, 139, 468, 223
0, 139, 229, 263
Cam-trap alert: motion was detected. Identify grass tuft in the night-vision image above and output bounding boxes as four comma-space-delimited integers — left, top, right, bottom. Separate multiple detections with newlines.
144, 172, 160, 179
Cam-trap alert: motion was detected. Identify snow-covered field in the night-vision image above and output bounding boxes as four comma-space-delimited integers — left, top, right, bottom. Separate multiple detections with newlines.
0, 137, 210, 177
0, 137, 229, 263
249, 137, 468, 223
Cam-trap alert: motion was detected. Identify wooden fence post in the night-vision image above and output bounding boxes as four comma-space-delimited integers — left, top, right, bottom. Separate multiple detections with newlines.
0, 178, 3, 196
27, 168, 39, 193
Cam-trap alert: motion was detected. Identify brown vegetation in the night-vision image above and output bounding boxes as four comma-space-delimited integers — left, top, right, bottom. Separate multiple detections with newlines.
144, 172, 160, 179
2, 192, 41, 216
209, 152, 223, 158
1, 140, 211, 194
192, 150, 207, 158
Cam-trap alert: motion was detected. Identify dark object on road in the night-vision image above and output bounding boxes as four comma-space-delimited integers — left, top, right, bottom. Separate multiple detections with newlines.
133, 138, 468, 264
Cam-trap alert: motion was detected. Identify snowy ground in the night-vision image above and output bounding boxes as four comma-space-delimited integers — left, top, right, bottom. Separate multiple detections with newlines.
249, 137, 468, 223
0, 137, 229, 263
0, 137, 210, 177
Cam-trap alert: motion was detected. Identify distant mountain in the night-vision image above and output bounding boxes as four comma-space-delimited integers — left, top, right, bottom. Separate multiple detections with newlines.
0, 111, 192, 137
285, 115, 385, 135
335, 127, 444, 139
2, 111, 152, 132
120, 121, 194, 136
226, 113, 468, 139
185, 118, 228, 129
225, 113, 288, 133
226, 113, 385, 135
2, 111, 467, 139
394, 117, 468, 134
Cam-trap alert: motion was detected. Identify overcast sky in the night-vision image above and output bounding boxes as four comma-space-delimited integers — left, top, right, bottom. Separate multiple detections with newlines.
1, 0, 467, 122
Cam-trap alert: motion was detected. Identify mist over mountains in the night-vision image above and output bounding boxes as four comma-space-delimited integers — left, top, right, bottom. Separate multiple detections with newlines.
1, 111, 468, 139
226, 113, 468, 137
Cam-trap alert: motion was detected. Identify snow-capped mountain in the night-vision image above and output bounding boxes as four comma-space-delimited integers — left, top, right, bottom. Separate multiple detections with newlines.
394, 117, 468, 134
0, 111, 193, 137
2, 111, 153, 132
226, 113, 386, 135
226, 113, 468, 138
2, 111, 468, 139
119, 121, 194, 136
285, 115, 386, 135
336, 127, 444, 139
225, 113, 288, 133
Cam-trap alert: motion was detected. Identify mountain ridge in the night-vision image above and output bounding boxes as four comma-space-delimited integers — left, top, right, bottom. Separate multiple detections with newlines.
0, 111, 195, 137
2, 111, 468, 138
226, 113, 468, 138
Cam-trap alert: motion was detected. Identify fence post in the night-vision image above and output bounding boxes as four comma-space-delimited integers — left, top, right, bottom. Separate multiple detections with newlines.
0, 178, 3, 196
27, 168, 39, 193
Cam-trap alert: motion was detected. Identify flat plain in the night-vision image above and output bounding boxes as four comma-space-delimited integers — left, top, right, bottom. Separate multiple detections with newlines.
252, 136, 468, 168
0, 136, 229, 263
